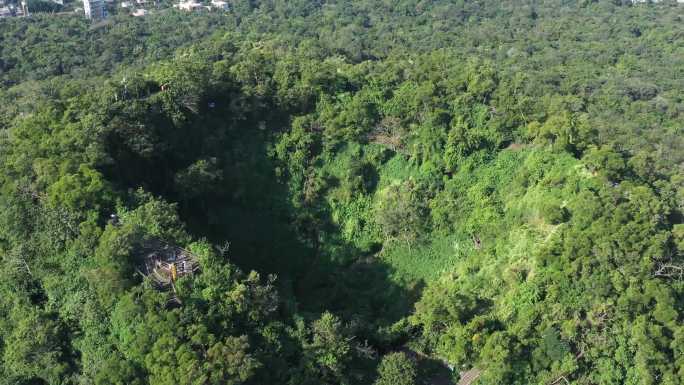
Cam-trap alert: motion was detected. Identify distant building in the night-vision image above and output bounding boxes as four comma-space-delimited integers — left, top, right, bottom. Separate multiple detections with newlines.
173, 0, 203, 11
131, 7, 147, 16
210, 0, 228, 9
120, 1, 131, 7
141, 240, 200, 291
83, 0, 106, 20
0, 3, 25, 17
457, 369, 482, 385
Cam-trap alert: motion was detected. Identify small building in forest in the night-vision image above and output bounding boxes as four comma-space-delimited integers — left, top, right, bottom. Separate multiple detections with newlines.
457, 369, 481, 385
210, 0, 228, 10
173, 0, 203, 11
141, 240, 200, 289
83, 0, 106, 20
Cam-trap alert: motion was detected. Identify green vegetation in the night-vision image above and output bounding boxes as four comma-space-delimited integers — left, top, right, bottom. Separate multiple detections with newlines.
375, 352, 417, 385
0, 1, 683, 384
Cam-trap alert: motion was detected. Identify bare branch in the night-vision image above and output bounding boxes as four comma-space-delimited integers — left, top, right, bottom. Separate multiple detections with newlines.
654, 263, 684, 280
549, 375, 570, 385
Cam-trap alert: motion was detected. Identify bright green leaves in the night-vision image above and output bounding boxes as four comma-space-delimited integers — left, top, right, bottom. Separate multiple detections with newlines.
148, 57, 212, 123
374, 352, 417, 385
47, 164, 112, 212
204, 336, 260, 384
535, 328, 570, 368
308, 312, 353, 379
0, 5, 682, 385
526, 95, 595, 153
382, 81, 437, 124
117, 191, 191, 244
2, 306, 71, 384
462, 59, 498, 104
410, 273, 491, 366
144, 333, 201, 385
408, 145, 682, 384
582, 146, 627, 181
86, 193, 190, 308
93, 354, 145, 385
374, 180, 430, 246
318, 87, 383, 142
106, 249, 281, 385
296, 312, 355, 385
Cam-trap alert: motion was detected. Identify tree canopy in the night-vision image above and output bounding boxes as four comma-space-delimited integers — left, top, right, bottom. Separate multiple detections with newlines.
0, 1, 683, 384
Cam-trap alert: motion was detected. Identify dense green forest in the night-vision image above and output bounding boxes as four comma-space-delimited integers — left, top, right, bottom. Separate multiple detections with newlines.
1, 1, 683, 384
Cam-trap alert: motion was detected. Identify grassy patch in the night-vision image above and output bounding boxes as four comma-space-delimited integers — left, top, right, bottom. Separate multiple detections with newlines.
379, 234, 474, 286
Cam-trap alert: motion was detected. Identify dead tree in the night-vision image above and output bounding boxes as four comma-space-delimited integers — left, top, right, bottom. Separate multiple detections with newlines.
549, 375, 570, 385
654, 263, 684, 280
368, 117, 405, 153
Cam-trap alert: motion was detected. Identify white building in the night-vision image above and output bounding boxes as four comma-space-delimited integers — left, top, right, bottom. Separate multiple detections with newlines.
173, 0, 203, 11
131, 7, 147, 16
210, 0, 228, 10
83, 0, 106, 19
0, 3, 26, 17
